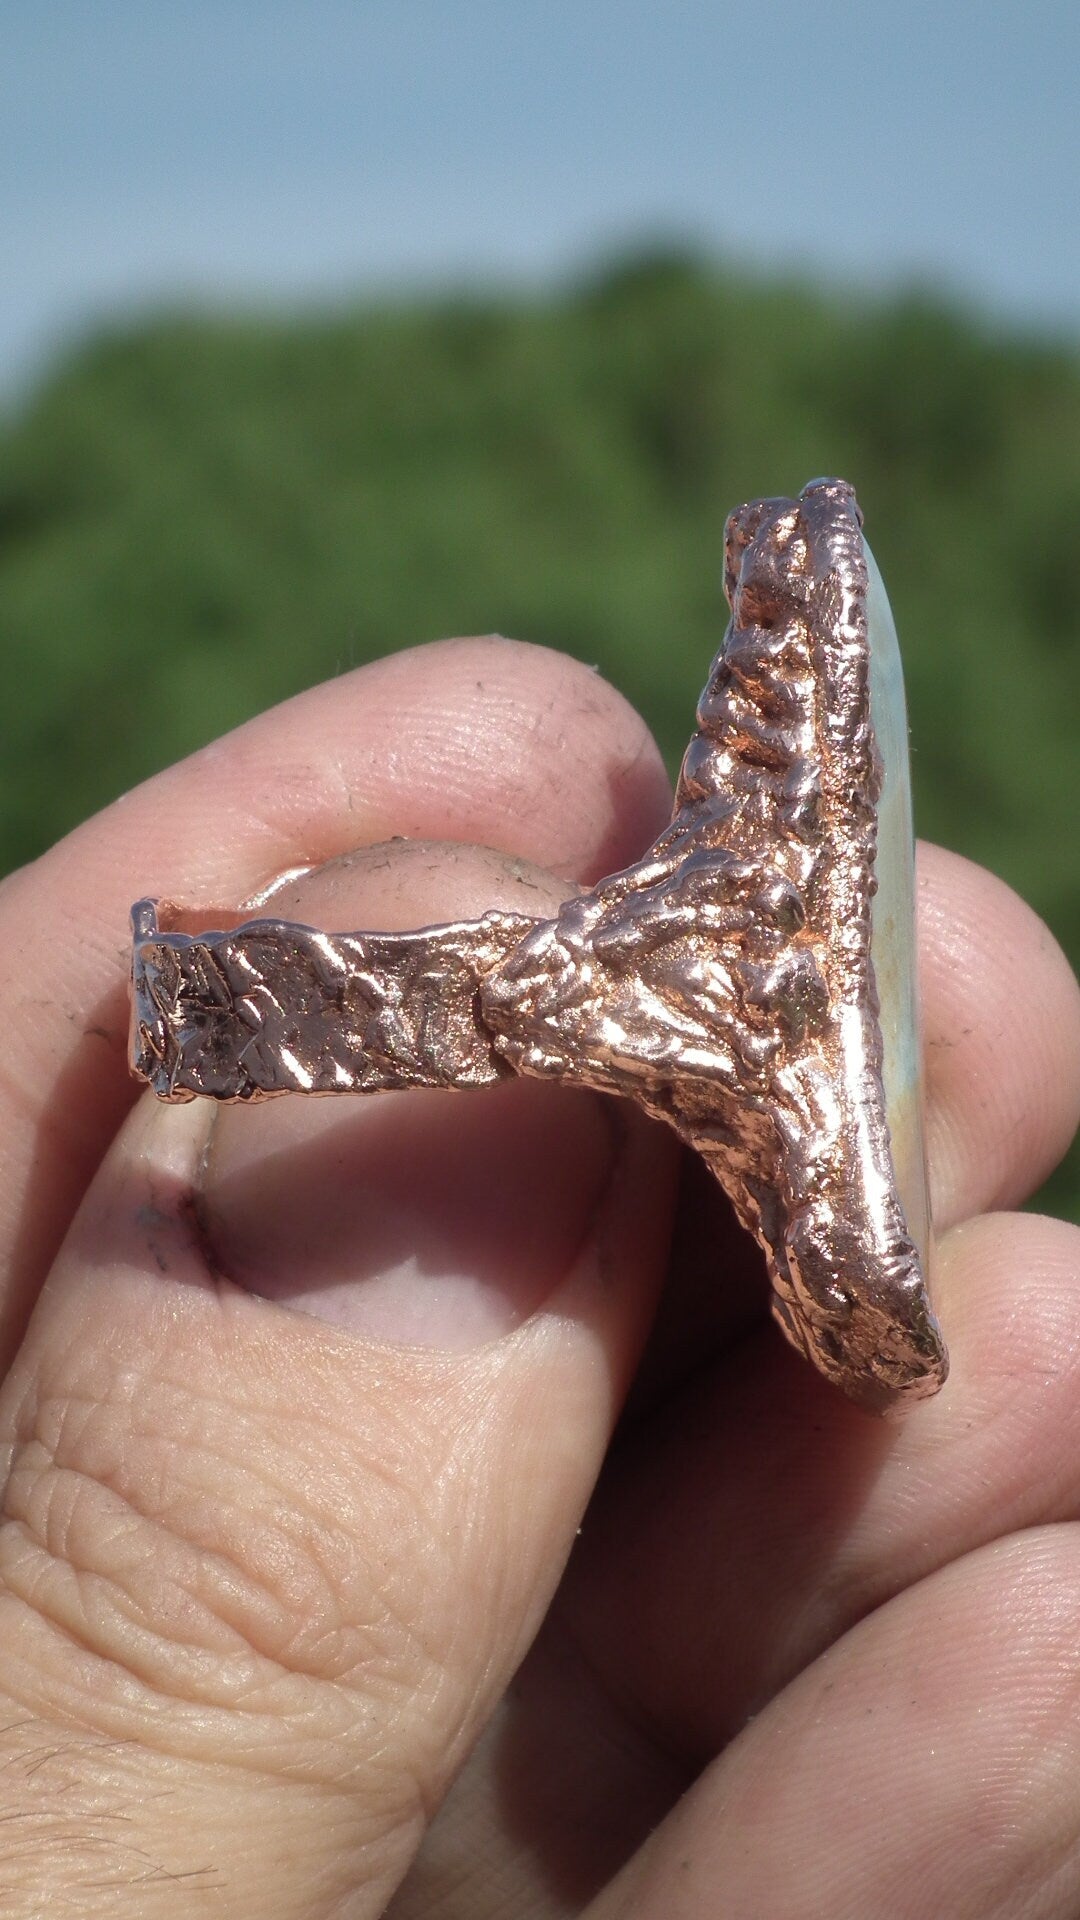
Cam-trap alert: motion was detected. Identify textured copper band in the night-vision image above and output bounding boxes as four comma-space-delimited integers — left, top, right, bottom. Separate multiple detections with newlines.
130, 478, 948, 1411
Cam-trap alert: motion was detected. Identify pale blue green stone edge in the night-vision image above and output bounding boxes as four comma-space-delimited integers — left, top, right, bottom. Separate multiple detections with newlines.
863, 537, 932, 1269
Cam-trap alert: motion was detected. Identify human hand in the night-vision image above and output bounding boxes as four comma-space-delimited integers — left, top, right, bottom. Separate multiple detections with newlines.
0, 638, 1077, 1918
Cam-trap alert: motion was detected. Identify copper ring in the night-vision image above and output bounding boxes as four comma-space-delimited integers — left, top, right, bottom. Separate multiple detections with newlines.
129, 478, 948, 1413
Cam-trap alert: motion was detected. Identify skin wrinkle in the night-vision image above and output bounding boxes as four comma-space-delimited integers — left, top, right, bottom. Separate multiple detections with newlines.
5, 1393, 454, 1689
2, 1487, 353, 1709
1, 1278, 482, 1740
0, 1566, 421, 1795
0, 1726, 394, 1920
21, 1354, 420, 1545
4, 1449, 333, 1677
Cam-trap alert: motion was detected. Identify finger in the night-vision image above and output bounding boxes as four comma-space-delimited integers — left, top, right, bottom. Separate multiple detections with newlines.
585, 1526, 1080, 1920
560, 1210, 1080, 1771
919, 842, 1080, 1228
0, 637, 670, 1362
0, 842, 679, 1919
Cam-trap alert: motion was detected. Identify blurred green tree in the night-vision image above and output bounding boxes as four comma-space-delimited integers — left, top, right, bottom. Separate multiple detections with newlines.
1, 252, 1076, 1211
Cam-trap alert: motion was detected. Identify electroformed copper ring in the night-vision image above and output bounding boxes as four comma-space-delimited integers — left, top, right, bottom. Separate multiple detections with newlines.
129, 477, 948, 1413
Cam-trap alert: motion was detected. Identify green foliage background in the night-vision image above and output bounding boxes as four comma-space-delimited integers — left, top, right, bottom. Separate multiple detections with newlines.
1, 254, 1077, 1214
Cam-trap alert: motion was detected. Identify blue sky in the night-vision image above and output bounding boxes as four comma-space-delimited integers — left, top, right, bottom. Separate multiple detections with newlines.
3, 0, 1077, 392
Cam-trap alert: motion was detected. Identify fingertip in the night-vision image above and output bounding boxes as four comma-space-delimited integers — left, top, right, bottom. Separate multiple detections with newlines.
198, 633, 673, 889
918, 842, 1080, 1225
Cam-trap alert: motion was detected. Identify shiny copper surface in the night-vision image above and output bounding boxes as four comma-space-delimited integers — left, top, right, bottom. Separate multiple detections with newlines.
130, 478, 947, 1410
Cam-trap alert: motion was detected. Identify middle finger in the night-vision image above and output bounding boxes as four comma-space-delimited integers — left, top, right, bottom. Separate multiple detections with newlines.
563, 1207, 1080, 1765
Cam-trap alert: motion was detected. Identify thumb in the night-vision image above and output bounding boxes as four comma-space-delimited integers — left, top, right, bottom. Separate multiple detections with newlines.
0, 841, 677, 1920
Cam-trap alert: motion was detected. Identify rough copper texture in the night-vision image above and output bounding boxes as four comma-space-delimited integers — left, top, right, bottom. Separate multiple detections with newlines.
130, 478, 947, 1411
129, 900, 529, 1096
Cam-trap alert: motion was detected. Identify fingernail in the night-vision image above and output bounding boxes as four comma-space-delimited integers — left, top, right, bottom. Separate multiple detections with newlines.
196, 843, 618, 1349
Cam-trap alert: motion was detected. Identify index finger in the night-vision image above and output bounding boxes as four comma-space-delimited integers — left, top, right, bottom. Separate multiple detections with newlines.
0, 637, 671, 1363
